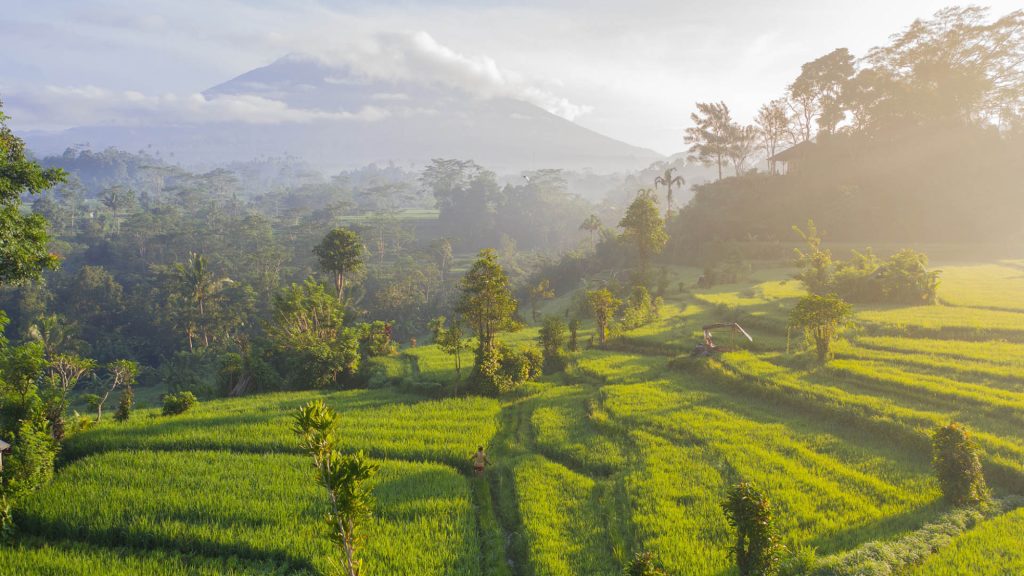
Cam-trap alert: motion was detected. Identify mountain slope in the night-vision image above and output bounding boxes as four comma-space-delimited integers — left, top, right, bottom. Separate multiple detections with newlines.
24, 55, 662, 172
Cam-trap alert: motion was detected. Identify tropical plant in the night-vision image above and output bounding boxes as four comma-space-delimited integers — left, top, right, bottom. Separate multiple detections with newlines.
619, 189, 668, 277
162, 391, 198, 416
932, 423, 988, 506
586, 288, 622, 345
723, 482, 782, 576
653, 167, 684, 217
294, 399, 379, 576
313, 228, 364, 302
788, 293, 853, 362
0, 101, 65, 286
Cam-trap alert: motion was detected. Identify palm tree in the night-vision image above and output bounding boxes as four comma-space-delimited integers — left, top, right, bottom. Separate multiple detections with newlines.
579, 214, 603, 249
653, 167, 685, 218
174, 252, 232, 350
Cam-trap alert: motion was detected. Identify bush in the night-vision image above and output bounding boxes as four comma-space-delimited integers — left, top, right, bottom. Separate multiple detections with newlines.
360, 321, 398, 357
162, 392, 198, 416
621, 286, 660, 330
831, 249, 939, 305
1, 418, 57, 502
623, 551, 668, 575
932, 422, 988, 506
473, 342, 541, 395
113, 386, 133, 422
159, 350, 219, 396
723, 482, 782, 576
539, 317, 569, 374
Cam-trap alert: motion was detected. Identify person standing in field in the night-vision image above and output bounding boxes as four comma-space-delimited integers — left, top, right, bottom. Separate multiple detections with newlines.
472, 446, 491, 475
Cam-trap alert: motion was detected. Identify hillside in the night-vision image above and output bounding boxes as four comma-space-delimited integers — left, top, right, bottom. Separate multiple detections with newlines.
21, 54, 663, 173
5, 260, 1024, 575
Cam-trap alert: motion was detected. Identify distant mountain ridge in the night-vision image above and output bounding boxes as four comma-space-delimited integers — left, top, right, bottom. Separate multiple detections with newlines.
24, 54, 663, 173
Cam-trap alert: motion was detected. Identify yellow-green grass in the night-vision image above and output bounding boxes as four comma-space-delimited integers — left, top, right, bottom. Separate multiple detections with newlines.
835, 340, 1024, 391
0, 539, 286, 576
856, 305, 1024, 341
602, 377, 939, 555
63, 389, 500, 468
717, 351, 1024, 486
511, 455, 620, 576
16, 451, 480, 575
938, 263, 1024, 312
528, 385, 625, 475
905, 506, 1024, 575
854, 336, 1024, 369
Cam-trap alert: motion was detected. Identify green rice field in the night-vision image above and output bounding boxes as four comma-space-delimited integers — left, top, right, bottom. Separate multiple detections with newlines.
5, 261, 1024, 575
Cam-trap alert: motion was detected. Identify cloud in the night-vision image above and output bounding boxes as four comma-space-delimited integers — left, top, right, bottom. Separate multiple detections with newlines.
5, 85, 390, 129
307, 31, 593, 121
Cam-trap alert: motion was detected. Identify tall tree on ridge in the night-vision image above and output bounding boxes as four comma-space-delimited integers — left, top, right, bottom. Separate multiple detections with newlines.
685, 101, 734, 181
756, 99, 791, 175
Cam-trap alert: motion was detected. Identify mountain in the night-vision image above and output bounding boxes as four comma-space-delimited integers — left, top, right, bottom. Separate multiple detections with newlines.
23, 55, 663, 173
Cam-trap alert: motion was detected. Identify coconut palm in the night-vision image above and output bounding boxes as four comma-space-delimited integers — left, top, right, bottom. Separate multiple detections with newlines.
579, 214, 603, 249
174, 252, 232, 350
653, 167, 685, 218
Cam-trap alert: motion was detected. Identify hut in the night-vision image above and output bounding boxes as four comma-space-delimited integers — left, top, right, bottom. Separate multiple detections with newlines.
0, 439, 10, 472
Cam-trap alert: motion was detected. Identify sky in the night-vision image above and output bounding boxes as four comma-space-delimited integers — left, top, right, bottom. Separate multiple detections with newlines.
2, 0, 1020, 155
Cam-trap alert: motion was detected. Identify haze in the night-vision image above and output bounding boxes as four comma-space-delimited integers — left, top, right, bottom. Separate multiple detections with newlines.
4, 0, 1020, 154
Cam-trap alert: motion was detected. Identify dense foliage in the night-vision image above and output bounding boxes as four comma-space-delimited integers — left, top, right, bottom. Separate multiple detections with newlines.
723, 482, 782, 576
932, 423, 989, 506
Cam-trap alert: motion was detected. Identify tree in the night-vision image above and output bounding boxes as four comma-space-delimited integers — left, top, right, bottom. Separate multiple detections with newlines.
932, 423, 988, 506
0, 101, 65, 286
314, 228, 364, 303
723, 482, 782, 576
173, 253, 233, 350
792, 220, 834, 295
728, 124, 760, 176
43, 354, 96, 440
790, 48, 855, 135
114, 385, 134, 422
587, 288, 622, 345
579, 214, 603, 249
538, 316, 568, 374
529, 279, 555, 322
294, 400, 379, 576
266, 279, 360, 388
653, 167, 684, 217
456, 249, 518, 359
685, 101, 734, 180
430, 316, 470, 381
788, 293, 852, 362
99, 185, 137, 234
756, 99, 792, 175
619, 189, 668, 277
92, 360, 138, 422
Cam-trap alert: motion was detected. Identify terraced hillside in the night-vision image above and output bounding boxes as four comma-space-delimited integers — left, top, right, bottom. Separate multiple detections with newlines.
4, 261, 1024, 575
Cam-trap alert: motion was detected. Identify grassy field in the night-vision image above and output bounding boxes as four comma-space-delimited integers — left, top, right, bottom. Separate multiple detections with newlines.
6, 260, 1024, 575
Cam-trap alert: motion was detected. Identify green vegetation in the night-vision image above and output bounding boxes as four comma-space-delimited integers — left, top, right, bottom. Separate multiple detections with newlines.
2, 5, 1024, 574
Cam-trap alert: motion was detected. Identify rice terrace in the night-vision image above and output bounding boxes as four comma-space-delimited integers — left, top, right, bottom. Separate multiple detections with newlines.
2, 2, 1024, 576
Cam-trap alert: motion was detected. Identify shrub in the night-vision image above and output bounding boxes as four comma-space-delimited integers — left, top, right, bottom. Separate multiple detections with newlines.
789, 294, 853, 362
539, 317, 569, 374
621, 286, 660, 330
113, 386, 133, 422
723, 482, 782, 576
360, 321, 398, 357
162, 392, 198, 416
932, 422, 988, 506
623, 551, 668, 575
473, 342, 541, 395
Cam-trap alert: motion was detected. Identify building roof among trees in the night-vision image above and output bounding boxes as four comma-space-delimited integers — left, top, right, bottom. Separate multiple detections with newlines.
768, 140, 816, 163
